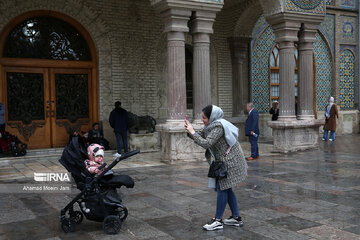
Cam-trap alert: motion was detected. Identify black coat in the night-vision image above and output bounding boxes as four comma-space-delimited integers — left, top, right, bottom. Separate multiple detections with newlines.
109, 108, 129, 133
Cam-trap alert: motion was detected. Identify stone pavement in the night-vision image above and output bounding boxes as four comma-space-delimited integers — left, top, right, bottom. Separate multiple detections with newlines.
0, 135, 359, 240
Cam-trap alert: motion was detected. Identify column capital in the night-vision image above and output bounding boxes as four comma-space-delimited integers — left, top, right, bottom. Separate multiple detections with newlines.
228, 37, 251, 61
266, 13, 301, 43
157, 8, 192, 33
298, 24, 318, 51
189, 11, 217, 35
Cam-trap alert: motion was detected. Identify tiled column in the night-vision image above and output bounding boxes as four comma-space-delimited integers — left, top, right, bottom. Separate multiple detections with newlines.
161, 9, 191, 122
229, 37, 250, 117
267, 17, 300, 121
189, 11, 216, 121
298, 24, 317, 120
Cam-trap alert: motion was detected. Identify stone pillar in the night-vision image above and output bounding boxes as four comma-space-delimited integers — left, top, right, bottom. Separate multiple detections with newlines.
267, 13, 323, 153
267, 15, 300, 121
162, 8, 192, 123
228, 37, 250, 117
298, 24, 317, 120
189, 11, 216, 121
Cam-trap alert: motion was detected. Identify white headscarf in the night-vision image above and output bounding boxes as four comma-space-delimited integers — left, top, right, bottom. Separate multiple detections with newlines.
205, 105, 239, 147
326, 96, 334, 118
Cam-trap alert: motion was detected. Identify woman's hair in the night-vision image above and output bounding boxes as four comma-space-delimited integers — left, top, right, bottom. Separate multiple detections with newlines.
92, 122, 99, 128
202, 105, 213, 119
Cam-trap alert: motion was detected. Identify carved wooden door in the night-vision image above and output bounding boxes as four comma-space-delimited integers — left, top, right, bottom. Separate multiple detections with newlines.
50, 68, 92, 147
5, 67, 51, 148
4, 67, 92, 148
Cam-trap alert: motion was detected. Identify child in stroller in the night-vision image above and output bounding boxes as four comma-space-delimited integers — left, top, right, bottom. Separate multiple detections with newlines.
59, 136, 138, 234
0, 130, 27, 157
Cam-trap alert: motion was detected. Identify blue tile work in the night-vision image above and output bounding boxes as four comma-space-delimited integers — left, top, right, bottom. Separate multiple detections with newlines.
314, 33, 333, 111
340, 49, 355, 109
251, 22, 332, 113
285, 0, 325, 14
251, 26, 275, 113
319, 14, 335, 54
340, 0, 357, 9
326, 0, 334, 5
340, 16, 357, 44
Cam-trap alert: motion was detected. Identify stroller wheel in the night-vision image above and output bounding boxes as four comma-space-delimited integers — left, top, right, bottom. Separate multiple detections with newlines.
118, 208, 128, 221
71, 210, 83, 225
61, 218, 76, 233
103, 215, 122, 235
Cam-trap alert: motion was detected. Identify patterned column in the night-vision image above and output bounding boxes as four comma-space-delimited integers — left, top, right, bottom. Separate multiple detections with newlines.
298, 24, 317, 120
189, 11, 216, 121
267, 16, 300, 121
161, 9, 192, 121
229, 38, 251, 117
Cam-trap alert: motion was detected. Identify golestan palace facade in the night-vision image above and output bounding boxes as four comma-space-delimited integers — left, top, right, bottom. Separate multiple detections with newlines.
0, 0, 358, 160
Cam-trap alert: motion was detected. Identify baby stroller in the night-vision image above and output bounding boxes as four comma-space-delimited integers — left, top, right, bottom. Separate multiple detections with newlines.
0, 130, 27, 157
59, 136, 139, 234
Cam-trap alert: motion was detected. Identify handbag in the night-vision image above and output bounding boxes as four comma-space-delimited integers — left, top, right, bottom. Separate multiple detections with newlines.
208, 161, 227, 180
207, 147, 231, 180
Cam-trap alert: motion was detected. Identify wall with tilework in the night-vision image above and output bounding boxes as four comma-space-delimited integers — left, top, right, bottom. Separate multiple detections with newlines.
251, 18, 333, 113
340, 49, 356, 109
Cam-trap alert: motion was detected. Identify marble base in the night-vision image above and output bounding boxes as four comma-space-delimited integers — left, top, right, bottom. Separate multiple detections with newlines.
268, 119, 323, 153
129, 133, 159, 153
156, 121, 205, 162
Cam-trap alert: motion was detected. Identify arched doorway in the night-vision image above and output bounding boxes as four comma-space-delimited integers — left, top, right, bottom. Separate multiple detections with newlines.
0, 11, 98, 149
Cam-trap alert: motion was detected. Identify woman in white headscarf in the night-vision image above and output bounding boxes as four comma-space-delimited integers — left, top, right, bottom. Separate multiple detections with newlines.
185, 105, 248, 231
323, 96, 338, 141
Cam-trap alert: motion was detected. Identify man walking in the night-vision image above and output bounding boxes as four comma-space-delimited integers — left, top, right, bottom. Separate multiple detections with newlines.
109, 101, 129, 157
245, 102, 259, 160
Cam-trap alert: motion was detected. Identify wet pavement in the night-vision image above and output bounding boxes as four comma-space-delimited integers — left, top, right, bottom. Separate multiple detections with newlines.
0, 135, 360, 240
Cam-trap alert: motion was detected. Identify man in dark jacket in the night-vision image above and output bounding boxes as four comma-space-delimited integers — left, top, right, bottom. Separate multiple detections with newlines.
245, 102, 260, 160
109, 101, 129, 157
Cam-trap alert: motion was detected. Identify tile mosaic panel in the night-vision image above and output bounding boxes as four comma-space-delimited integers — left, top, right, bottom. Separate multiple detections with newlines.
285, 0, 325, 14
314, 33, 333, 111
340, 0, 357, 9
319, 14, 335, 54
340, 49, 355, 109
251, 26, 275, 113
326, 0, 334, 5
340, 16, 357, 44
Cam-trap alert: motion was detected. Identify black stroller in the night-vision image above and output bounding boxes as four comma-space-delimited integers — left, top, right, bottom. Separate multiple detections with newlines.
59, 137, 139, 234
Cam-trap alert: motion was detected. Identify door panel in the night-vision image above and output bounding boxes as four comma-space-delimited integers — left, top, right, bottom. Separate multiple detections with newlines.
4, 68, 51, 148
50, 69, 92, 147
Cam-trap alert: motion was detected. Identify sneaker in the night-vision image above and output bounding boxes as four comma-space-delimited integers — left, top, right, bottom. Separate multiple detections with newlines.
113, 152, 122, 157
329, 139, 334, 141
322, 138, 326, 141
223, 216, 244, 227
203, 218, 223, 231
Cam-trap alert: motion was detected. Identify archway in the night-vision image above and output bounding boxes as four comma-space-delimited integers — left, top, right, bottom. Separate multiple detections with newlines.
0, 11, 98, 148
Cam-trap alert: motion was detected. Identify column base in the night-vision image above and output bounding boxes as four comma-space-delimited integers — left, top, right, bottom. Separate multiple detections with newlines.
297, 115, 315, 120
278, 116, 297, 121
268, 119, 323, 153
156, 121, 205, 163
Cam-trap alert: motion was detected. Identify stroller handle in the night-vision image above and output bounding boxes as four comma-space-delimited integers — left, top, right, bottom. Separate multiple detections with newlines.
96, 149, 140, 179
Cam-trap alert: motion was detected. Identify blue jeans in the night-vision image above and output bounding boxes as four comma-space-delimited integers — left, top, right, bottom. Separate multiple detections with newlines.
115, 132, 128, 154
323, 130, 336, 140
215, 182, 240, 219
249, 135, 259, 158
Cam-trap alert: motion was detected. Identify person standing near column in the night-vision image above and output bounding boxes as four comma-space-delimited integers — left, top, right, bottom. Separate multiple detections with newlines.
245, 103, 260, 160
0, 102, 5, 132
322, 96, 338, 141
109, 101, 129, 157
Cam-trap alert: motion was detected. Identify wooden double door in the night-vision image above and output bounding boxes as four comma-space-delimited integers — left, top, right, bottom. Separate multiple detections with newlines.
4, 67, 94, 148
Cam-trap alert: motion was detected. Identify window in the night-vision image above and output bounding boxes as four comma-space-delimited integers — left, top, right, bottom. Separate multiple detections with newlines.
270, 44, 298, 103
3, 16, 91, 60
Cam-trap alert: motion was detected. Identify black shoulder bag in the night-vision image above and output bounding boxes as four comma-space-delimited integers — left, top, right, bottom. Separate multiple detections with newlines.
207, 147, 231, 180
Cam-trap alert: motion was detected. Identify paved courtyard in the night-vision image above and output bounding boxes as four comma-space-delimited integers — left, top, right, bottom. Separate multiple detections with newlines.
0, 135, 360, 240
